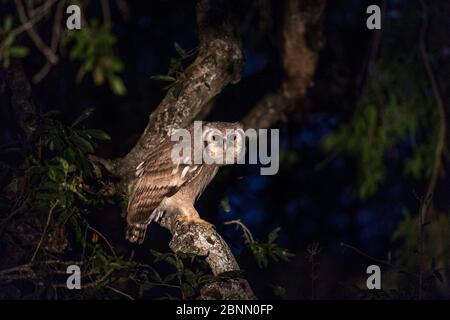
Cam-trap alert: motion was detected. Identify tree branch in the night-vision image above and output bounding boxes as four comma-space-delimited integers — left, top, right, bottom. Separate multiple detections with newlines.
105, 0, 253, 299
113, 0, 244, 191
14, 0, 59, 65
5, 61, 36, 140
243, 0, 325, 130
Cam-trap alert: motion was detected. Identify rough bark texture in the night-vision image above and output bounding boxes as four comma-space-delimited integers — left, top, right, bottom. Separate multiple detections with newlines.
5, 62, 36, 140
3, 0, 325, 300
104, 0, 325, 300
107, 0, 254, 299
160, 212, 239, 275
113, 0, 243, 194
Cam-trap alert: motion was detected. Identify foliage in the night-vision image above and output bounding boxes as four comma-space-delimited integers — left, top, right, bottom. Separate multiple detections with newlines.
322, 54, 435, 199
150, 42, 195, 99
248, 227, 295, 269
392, 212, 450, 278
320, 5, 450, 299
66, 19, 126, 96
33, 108, 110, 212
0, 109, 127, 298
0, 108, 291, 298
144, 250, 243, 299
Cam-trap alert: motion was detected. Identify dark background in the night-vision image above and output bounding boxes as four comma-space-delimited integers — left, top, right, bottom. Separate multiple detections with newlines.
1, 0, 449, 299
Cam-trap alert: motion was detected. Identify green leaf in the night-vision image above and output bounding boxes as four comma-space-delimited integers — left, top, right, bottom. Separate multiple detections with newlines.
272, 285, 286, 298
250, 243, 268, 269
57, 157, 70, 175
44, 110, 61, 117
148, 266, 163, 283
9, 46, 29, 58
47, 166, 60, 182
174, 42, 186, 57
108, 74, 127, 96
221, 197, 231, 212
175, 257, 184, 274
70, 132, 95, 154
181, 283, 195, 298
172, 82, 182, 99
4, 16, 13, 31
268, 227, 280, 244
72, 108, 95, 127
163, 273, 177, 284
3, 35, 15, 48
150, 75, 176, 82
83, 129, 111, 140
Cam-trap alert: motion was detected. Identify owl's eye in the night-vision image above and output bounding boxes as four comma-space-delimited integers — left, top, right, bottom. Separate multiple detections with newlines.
205, 130, 221, 142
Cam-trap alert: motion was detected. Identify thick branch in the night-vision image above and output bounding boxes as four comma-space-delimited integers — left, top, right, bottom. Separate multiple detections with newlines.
243, 0, 325, 130
160, 211, 239, 275
108, 0, 251, 299
6, 61, 36, 141
15, 0, 59, 66
114, 0, 243, 191
158, 209, 255, 299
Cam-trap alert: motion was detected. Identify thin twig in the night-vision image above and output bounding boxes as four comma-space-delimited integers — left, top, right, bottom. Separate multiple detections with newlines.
147, 282, 181, 289
7, 0, 59, 39
418, 0, 446, 225
33, 0, 65, 84
14, 0, 59, 65
30, 200, 59, 262
341, 242, 418, 278
51, 269, 115, 289
0, 260, 83, 279
106, 285, 135, 300
86, 224, 117, 257
356, 0, 387, 95
224, 219, 255, 244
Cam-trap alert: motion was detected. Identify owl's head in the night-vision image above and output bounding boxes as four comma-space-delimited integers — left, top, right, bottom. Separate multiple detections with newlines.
201, 122, 245, 165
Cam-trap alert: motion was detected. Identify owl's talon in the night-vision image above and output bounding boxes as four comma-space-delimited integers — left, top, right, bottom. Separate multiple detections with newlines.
125, 122, 242, 244
180, 215, 214, 229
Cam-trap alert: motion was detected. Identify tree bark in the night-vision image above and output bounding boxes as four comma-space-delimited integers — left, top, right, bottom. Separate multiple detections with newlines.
3, 0, 326, 300
108, 0, 254, 299
243, 0, 325, 130
103, 0, 325, 300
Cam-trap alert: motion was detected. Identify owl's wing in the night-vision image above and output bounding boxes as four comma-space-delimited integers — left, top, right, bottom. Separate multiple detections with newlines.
126, 139, 200, 226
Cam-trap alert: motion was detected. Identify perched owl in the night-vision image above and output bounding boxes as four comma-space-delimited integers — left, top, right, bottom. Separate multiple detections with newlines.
125, 121, 244, 244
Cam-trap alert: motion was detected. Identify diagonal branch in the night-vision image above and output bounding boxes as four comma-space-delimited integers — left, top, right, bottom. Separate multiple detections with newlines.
243, 0, 325, 130
108, 0, 252, 299
113, 0, 244, 191
14, 0, 59, 66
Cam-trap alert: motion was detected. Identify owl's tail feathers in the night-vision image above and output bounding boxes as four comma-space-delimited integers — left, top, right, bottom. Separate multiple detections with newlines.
125, 224, 148, 244
125, 208, 165, 244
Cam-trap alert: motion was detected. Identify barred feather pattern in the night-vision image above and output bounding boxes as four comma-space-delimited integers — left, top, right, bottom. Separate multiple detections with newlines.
125, 136, 201, 243
125, 122, 242, 244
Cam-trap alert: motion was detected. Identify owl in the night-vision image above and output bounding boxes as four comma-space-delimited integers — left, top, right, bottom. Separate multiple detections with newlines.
125, 121, 244, 244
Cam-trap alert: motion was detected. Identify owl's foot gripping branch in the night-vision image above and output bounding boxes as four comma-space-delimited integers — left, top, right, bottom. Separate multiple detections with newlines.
99, 0, 254, 300
90, 0, 324, 300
